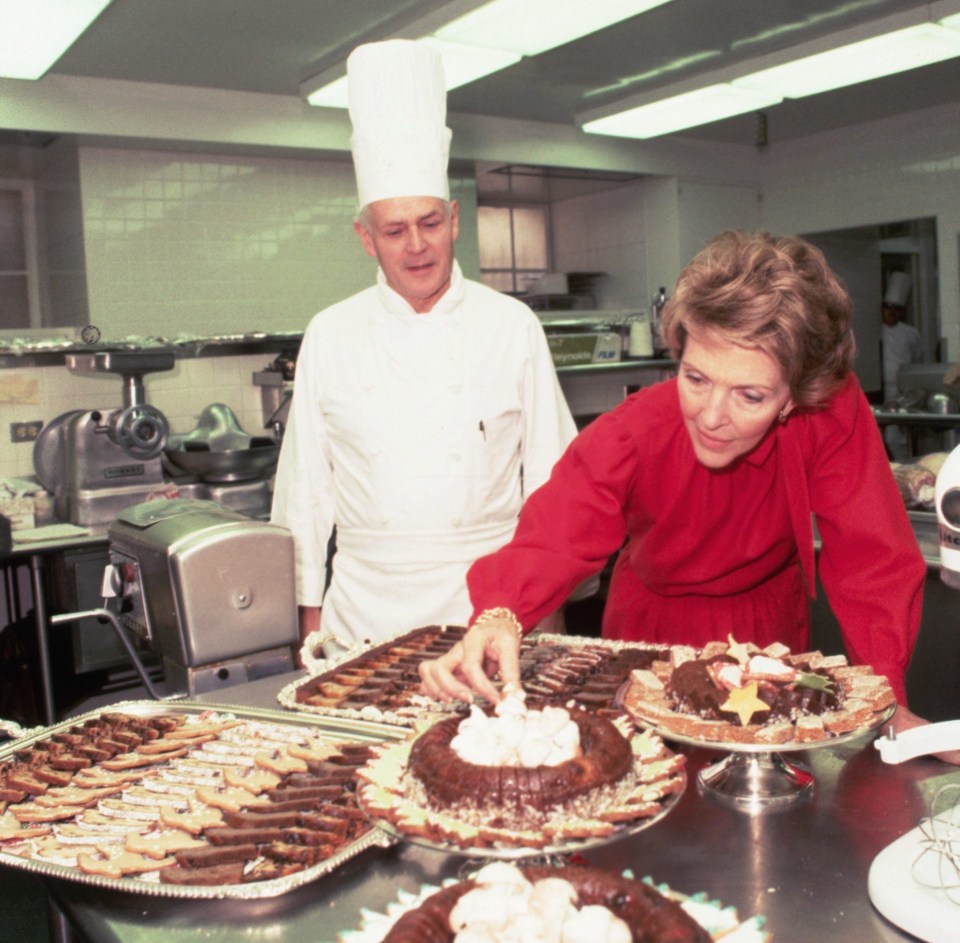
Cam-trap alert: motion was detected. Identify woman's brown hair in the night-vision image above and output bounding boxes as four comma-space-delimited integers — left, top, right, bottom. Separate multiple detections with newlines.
660, 230, 856, 410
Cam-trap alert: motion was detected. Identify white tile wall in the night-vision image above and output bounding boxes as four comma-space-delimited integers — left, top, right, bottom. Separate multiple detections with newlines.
78, 147, 374, 340
551, 184, 648, 311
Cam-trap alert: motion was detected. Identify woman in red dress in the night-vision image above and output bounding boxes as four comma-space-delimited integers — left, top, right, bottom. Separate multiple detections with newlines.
420, 230, 948, 752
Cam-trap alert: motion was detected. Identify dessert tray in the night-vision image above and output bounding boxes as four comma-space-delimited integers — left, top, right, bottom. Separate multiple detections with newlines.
620, 639, 897, 811
337, 866, 771, 942
279, 625, 670, 727
354, 716, 686, 856
0, 702, 403, 899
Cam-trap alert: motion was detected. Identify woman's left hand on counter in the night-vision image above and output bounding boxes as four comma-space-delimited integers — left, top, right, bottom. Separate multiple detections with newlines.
419, 618, 521, 704
890, 704, 960, 765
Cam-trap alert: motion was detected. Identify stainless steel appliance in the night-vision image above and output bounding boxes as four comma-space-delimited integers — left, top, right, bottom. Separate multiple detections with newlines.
163, 403, 279, 518
33, 351, 175, 526
34, 353, 277, 524
105, 498, 298, 695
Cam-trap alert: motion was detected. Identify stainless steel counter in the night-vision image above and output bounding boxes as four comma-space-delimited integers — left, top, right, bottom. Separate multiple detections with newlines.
43, 671, 957, 943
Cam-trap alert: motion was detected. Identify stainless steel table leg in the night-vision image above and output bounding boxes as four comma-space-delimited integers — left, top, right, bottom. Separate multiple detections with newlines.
47, 894, 76, 943
30, 553, 56, 724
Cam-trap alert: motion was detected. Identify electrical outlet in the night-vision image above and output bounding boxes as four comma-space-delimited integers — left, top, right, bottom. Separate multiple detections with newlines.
10, 421, 43, 443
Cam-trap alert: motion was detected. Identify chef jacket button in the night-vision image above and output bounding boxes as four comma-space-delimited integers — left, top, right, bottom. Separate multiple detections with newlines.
451, 517, 462, 527
449, 450, 462, 461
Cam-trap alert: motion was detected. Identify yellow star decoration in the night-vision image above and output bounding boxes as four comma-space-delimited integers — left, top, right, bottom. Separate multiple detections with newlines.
720, 682, 770, 727
726, 634, 752, 666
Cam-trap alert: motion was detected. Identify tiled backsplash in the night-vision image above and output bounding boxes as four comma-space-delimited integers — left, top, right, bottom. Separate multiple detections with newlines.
80, 148, 377, 340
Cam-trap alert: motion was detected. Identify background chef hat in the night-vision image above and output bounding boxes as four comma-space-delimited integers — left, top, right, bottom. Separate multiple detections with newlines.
884, 271, 912, 307
348, 39, 452, 209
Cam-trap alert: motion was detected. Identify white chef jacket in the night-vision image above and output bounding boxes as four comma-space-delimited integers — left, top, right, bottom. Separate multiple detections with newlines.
882, 321, 922, 403
271, 261, 576, 646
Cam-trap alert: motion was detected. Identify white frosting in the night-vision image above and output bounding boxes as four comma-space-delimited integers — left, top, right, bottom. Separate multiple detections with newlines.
561, 905, 632, 943
450, 863, 631, 943
449, 691, 582, 768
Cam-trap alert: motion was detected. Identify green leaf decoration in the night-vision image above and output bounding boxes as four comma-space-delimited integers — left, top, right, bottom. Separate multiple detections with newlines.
796, 671, 834, 694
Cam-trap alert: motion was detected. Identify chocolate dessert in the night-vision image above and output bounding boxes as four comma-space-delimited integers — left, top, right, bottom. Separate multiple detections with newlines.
408, 707, 633, 811
0, 710, 384, 888
381, 863, 713, 943
624, 639, 896, 744
286, 625, 669, 725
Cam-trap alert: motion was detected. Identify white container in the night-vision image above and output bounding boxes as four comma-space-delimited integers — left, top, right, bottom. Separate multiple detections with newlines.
934, 443, 960, 589
629, 318, 654, 357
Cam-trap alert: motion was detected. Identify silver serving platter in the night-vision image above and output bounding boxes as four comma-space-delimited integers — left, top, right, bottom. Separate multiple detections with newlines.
278, 630, 668, 728
362, 774, 687, 860
0, 701, 404, 900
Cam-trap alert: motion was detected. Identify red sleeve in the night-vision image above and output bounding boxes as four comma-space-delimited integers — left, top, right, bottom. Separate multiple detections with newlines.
467, 409, 637, 629
800, 376, 924, 703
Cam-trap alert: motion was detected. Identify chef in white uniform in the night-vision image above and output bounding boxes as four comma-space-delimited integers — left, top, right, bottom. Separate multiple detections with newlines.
271, 40, 576, 656
881, 272, 922, 460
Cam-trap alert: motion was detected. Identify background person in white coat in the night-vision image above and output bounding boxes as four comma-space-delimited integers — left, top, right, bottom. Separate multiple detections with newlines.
881, 273, 922, 460
271, 40, 576, 660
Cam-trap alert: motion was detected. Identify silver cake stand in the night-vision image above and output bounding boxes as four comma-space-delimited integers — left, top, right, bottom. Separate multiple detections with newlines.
648, 705, 895, 814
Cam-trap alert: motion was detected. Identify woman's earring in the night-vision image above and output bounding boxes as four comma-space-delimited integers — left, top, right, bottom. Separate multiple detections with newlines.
778, 408, 787, 423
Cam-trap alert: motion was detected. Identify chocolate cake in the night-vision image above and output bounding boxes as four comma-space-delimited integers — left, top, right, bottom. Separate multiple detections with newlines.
623, 639, 896, 745
356, 707, 687, 850
379, 864, 713, 943
408, 707, 632, 811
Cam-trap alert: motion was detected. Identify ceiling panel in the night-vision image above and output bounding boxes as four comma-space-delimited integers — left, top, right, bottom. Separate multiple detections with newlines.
33, 0, 960, 146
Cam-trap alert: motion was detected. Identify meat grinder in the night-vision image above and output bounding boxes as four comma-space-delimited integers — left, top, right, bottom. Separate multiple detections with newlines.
33, 351, 175, 527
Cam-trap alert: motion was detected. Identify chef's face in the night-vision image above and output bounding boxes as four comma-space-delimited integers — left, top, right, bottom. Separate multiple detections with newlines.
678, 330, 794, 469
355, 196, 459, 313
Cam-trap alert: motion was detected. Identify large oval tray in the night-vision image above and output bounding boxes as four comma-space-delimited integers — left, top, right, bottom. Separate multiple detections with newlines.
0, 701, 402, 900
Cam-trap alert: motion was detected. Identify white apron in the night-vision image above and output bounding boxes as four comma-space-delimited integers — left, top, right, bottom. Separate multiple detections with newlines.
318, 285, 525, 645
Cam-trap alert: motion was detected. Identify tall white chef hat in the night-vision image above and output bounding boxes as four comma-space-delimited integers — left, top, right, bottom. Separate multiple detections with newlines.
884, 272, 912, 307
348, 39, 451, 210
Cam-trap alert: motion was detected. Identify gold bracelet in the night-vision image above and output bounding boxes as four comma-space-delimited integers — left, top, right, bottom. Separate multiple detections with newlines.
472, 607, 524, 640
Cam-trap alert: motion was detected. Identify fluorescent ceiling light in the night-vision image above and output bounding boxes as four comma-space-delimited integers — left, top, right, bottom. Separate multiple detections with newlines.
418, 37, 521, 87
305, 75, 349, 109
580, 4, 960, 140
581, 84, 782, 140
434, 0, 674, 57
304, 0, 677, 106
304, 37, 520, 108
733, 23, 960, 99
0, 0, 112, 80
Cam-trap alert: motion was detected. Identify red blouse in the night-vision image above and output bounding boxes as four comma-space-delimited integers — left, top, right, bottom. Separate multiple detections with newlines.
467, 374, 925, 702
